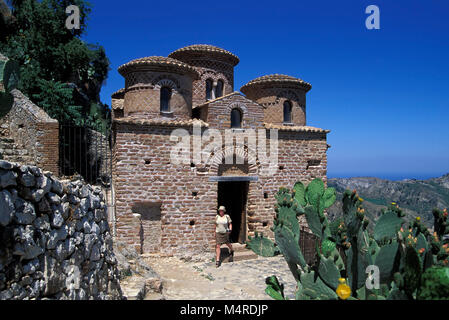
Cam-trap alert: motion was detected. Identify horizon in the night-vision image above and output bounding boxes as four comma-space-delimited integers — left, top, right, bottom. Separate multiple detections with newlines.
80, 0, 449, 179
328, 172, 448, 181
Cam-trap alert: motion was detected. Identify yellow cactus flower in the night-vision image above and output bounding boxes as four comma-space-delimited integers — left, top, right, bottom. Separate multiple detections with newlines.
391, 202, 396, 205
336, 278, 351, 300
416, 217, 421, 221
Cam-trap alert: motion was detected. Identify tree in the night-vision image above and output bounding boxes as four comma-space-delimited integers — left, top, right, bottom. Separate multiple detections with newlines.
0, 0, 110, 128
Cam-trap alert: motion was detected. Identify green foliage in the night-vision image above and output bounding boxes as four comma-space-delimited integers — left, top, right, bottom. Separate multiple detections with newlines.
375, 242, 399, 283
293, 181, 306, 207
32, 79, 82, 123
373, 211, 404, 243
296, 271, 338, 300
274, 223, 307, 269
417, 266, 449, 300
247, 178, 449, 300
246, 232, 279, 257
265, 276, 285, 300
321, 239, 336, 257
0, 58, 19, 117
317, 254, 340, 290
0, 0, 110, 126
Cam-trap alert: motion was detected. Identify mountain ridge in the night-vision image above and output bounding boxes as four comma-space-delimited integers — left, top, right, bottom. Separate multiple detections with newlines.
327, 173, 449, 228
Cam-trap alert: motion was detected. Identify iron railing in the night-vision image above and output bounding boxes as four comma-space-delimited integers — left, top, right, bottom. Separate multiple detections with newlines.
59, 121, 112, 187
299, 227, 321, 265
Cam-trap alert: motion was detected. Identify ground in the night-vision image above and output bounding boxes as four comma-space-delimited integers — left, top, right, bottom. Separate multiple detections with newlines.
139, 255, 297, 300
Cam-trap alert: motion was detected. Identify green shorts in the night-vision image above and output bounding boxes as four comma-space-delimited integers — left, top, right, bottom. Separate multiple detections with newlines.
216, 232, 230, 245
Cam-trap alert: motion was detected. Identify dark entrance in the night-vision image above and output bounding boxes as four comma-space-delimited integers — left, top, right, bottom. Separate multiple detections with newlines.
217, 181, 248, 243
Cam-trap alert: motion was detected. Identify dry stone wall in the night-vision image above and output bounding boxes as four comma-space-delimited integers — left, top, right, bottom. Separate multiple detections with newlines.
0, 160, 122, 300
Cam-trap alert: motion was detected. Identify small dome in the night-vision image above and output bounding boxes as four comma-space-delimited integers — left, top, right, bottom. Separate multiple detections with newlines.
168, 44, 240, 66
241, 74, 312, 93
118, 56, 199, 78
111, 88, 125, 99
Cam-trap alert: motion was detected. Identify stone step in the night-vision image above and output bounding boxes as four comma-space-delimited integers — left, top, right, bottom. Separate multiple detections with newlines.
221, 249, 258, 263
232, 243, 248, 252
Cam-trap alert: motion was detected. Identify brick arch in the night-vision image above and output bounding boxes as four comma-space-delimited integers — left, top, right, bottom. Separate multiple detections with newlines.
200, 71, 229, 89
275, 90, 305, 108
226, 102, 248, 116
153, 78, 179, 91
208, 144, 258, 176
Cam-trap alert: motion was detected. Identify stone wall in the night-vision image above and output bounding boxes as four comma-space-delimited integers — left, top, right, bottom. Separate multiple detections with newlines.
0, 160, 122, 300
0, 89, 59, 174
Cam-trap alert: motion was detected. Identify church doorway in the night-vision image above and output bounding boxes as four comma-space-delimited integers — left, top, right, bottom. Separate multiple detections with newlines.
217, 181, 248, 243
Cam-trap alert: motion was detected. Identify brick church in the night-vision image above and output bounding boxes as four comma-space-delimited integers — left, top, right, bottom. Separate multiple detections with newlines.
111, 45, 330, 255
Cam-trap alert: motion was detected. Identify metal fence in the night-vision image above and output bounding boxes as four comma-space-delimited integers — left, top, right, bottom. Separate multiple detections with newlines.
299, 227, 321, 265
59, 122, 112, 187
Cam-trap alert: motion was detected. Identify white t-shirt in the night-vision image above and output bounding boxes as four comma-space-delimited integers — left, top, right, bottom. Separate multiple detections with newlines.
215, 214, 232, 233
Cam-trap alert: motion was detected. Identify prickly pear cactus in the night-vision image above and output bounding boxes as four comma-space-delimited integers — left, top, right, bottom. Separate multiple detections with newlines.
321, 239, 336, 257
417, 266, 449, 300
247, 179, 449, 300
246, 232, 279, 257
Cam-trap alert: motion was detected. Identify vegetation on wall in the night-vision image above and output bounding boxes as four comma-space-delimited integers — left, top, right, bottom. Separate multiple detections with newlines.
246, 178, 449, 300
0, 0, 110, 128
0, 57, 19, 117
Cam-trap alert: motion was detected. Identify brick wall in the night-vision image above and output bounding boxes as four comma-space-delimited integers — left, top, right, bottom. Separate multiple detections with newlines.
242, 86, 307, 126
123, 71, 194, 119
112, 119, 328, 255
0, 90, 59, 174
178, 58, 235, 106
197, 93, 265, 130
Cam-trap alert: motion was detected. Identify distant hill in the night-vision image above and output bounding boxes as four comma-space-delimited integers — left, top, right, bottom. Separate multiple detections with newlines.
327, 173, 449, 229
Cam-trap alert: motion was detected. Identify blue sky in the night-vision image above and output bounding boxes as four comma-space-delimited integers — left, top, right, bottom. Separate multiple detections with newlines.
82, 0, 449, 180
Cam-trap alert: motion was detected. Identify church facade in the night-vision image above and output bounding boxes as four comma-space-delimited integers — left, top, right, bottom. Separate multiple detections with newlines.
111, 45, 330, 255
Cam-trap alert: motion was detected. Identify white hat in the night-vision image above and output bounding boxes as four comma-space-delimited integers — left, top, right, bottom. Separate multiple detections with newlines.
218, 205, 226, 212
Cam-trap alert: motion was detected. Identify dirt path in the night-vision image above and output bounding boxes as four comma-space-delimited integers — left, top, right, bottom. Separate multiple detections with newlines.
143, 255, 297, 300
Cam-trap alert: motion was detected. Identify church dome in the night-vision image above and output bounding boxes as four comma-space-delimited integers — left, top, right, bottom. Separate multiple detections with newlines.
118, 56, 199, 78
168, 44, 240, 66
241, 74, 311, 93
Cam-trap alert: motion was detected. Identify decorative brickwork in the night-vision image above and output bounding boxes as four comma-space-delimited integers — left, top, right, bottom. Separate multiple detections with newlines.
240, 75, 311, 126
168, 45, 238, 106
112, 45, 330, 255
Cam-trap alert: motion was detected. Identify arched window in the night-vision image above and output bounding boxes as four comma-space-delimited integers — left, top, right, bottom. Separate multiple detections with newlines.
215, 80, 224, 98
205, 79, 213, 100
230, 108, 242, 128
283, 100, 292, 123
160, 87, 171, 112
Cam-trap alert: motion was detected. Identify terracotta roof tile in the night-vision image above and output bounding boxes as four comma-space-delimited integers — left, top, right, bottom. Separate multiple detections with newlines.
241, 74, 312, 93
169, 44, 239, 66
193, 92, 240, 109
111, 88, 125, 99
118, 56, 199, 78
264, 123, 329, 133
114, 117, 209, 127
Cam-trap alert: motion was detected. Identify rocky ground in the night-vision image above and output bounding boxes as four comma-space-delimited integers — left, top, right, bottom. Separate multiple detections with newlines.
135, 254, 296, 300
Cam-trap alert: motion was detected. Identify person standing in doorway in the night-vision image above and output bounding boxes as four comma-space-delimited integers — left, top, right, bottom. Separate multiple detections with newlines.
215, 205, 234, 267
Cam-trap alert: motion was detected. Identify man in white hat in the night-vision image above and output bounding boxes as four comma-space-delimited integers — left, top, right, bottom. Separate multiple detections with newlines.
215, 205, 234, 267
